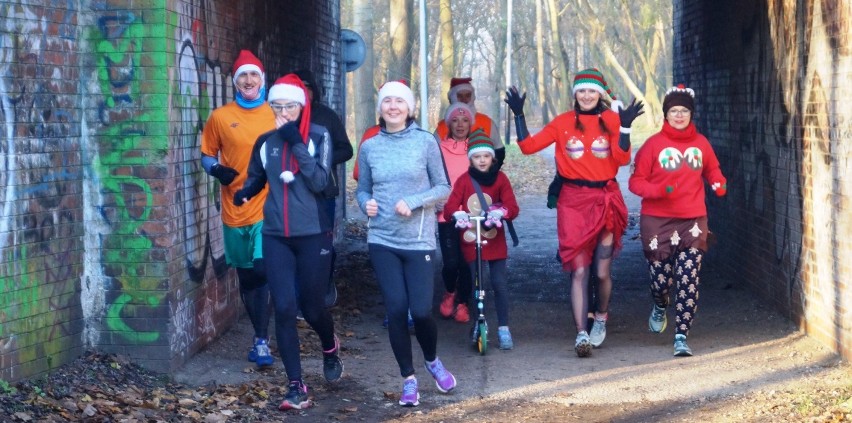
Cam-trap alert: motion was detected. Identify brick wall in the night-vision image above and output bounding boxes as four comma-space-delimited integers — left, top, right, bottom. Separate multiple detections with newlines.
674, 0, 852, 359
0, 0, 342, 381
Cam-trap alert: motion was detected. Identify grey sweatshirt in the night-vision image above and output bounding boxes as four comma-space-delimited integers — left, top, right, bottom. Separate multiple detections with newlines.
356, 122, 450, 251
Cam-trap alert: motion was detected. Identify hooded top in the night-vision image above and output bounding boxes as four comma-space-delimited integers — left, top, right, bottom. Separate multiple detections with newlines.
356, 122, 450, 250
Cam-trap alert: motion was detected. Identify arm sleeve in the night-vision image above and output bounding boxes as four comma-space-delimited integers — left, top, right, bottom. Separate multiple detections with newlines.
201, 154, 218, 174
402, 137, 451, 210
701, 142, 726, 187
240, 139, 269, 201
292, 132, 332, 193
628, 145, 665, 199
355, 143, 373, 213
518, 122, 559, 155
498, 173, 520, 220
489, 118, 505, 149
442, 180, 466, 222
328, 115, 354, 165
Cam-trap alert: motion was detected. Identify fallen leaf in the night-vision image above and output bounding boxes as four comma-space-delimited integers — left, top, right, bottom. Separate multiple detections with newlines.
13, 412, 32, 422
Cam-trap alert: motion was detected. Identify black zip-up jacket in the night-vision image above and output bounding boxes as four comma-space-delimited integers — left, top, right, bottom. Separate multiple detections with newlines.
241, 122, 333, 237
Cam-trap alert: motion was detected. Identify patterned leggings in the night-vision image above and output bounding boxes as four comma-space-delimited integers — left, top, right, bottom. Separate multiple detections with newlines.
648, 247, 703, 336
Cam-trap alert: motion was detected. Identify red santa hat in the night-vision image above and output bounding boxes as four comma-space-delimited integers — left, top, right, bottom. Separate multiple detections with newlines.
268, 74, 307, 106
448, 77, 475, 104
231, 50, 265, 86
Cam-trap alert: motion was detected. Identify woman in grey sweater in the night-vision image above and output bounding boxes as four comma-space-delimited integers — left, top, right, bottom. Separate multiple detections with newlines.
355, 81, 457, 407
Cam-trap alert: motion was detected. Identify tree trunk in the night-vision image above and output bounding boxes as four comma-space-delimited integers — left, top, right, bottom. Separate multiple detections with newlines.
439, 0, 454, 111
353, 0, 376, 133
535, 0, 549, 122
388, 0, 413, 83
546, 0, 570, 113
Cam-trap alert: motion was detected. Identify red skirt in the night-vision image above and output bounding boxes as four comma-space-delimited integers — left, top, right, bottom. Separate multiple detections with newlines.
556, 180, 628, 272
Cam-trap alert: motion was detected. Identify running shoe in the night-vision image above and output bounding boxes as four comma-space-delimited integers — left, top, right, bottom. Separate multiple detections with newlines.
399, 378, 419, 407
439, 292, 455, 318
453, 304, 470, 323
498, 327, 514, 350
247, 343, 257, 362
278, 380, 311, 410
673, 334, 693, 357
253, 338, 274, 367
589, 317, 607, 347
322, 336, 343, 382
649, 304, 667, 333
575, 331, 592, 357
425, 358, 457, 393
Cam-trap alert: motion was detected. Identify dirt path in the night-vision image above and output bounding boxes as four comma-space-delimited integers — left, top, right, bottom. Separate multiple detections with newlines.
174, 162, 851, 422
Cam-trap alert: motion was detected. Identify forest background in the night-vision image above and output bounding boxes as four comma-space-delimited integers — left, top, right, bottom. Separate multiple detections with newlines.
342, 0, 672, 141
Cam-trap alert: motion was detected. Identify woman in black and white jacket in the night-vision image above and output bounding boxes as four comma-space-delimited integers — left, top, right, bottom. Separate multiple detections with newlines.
234, 74, 341, 412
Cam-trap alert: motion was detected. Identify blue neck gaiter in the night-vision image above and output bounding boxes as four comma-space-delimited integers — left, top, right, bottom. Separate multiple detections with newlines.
236, 86, 267, 109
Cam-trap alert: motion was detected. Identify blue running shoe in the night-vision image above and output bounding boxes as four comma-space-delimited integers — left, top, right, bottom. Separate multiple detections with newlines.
254, 338, 274, 367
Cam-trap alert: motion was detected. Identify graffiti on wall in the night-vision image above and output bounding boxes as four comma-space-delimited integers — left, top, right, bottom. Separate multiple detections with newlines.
0, 1, 84, 378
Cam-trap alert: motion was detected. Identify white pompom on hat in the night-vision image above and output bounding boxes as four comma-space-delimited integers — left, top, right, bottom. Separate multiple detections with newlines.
376, 80, 416, 117
232, 50, 265, 86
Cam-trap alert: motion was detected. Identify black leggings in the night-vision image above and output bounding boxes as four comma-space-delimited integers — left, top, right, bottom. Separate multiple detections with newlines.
368, 243, 438, 378
649, 247, 703, 336
468, 259, 510, 326
264, 232, 336, 382
438, 221, 471, 303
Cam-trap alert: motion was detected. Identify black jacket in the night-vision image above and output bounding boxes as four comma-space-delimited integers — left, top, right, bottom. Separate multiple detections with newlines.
241, 123, 333, 237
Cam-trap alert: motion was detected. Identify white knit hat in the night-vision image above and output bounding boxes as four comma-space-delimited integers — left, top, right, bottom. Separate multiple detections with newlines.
376, 80, 416, 117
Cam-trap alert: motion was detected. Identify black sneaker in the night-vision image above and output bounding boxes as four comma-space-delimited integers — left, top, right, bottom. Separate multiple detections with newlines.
278, 380, 311, 410
322, 336, 343, 382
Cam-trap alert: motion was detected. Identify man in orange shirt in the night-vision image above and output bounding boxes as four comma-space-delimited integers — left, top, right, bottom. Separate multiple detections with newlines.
434, 77, 505, 167
200, 50, 276, 368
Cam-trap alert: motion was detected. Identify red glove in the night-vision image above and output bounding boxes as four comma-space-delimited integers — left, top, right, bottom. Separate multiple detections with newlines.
711, 182, 727, 197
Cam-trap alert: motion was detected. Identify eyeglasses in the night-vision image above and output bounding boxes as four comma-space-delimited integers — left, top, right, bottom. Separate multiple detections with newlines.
668, 108, 691, 117
270, 102, 301, 113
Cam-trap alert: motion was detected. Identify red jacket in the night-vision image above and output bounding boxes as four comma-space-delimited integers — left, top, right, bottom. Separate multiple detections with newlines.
442, 171, 519, 262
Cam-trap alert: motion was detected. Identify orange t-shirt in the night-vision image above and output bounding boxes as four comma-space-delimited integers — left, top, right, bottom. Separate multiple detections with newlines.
200, 102, 275, 227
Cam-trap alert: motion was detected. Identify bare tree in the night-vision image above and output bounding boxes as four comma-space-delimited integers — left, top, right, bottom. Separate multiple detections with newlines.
388, 0, 414, 82
353, 0, 376, 134
438, 0, 455, 111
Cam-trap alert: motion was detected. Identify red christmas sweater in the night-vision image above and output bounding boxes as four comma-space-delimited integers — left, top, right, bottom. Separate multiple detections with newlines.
442, 171, 519, 262
628, 122, 727, 218
518, 109, 630, 181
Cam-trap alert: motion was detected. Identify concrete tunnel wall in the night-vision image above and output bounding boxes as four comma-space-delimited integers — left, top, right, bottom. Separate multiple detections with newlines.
0, 0, 342, 381
675, 0, 851, 359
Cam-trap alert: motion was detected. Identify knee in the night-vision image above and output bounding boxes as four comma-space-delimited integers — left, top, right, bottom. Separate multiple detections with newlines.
237, 267, 267, 291
252, 258, 266, 280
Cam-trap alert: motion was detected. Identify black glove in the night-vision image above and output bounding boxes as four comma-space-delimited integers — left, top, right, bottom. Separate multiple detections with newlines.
504, 86, 527, 116
278, 121, 303, 146
233, 188, 248, 206
210, 163, 239, 186
618, 98, 645, 128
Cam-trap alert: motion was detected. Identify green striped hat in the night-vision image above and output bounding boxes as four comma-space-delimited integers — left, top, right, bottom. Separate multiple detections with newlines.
572, 68, 616, 100
467, 129, 495, 159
